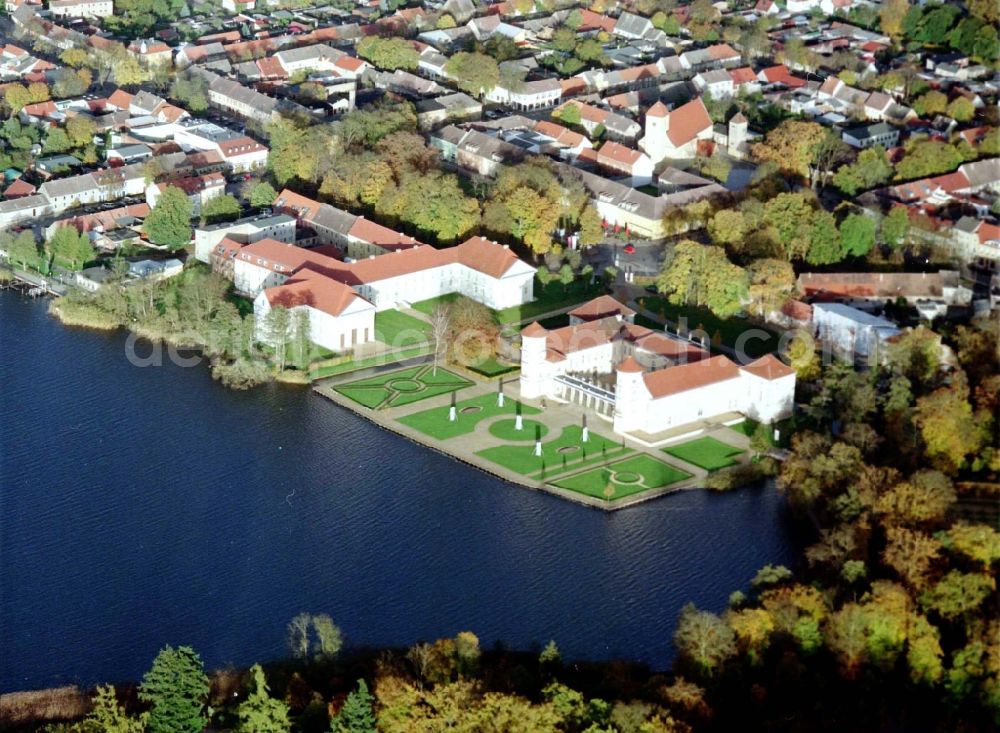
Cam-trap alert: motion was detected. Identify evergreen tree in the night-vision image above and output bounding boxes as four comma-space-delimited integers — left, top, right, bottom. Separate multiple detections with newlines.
86, 685, 147, 733
330, 679, 376, 733
236, 664, 291, 733
144, 186, 193, 250
139, 645, 210, 733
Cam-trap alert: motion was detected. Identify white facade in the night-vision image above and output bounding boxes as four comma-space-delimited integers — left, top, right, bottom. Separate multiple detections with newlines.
520, 308, 796, 436
193, 215, 297, 263
356, 261, 535, 312
48, 0, 112, 17
813, 302, 901, 360
254, 291, 376, 353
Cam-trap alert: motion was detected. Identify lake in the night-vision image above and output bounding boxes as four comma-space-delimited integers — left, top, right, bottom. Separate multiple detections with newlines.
0, 291, 798, 691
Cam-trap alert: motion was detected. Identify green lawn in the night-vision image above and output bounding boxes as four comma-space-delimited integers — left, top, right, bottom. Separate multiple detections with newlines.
497, 279, 607, 325
477, 425, 631, 478
335, 365, 472, 410
663, 436, 744, 471
410, 293, 461, 316
375, 309, 432, 346
398, 393, 540, 441
309, 346, 431, 379
552, 454, 692, 500
467, 356, 519, 378
488, 418, 549, 441
635, 296, 780, 359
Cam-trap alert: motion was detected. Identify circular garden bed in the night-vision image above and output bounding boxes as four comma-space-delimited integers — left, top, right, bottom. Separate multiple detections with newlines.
488, 419, 549, 442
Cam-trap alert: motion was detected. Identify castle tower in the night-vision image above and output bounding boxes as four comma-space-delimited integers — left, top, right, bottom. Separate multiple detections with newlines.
639, 101, 669, 165
519, 322, 549, 399
727, 111, 748, 159
612, 356, 647, 435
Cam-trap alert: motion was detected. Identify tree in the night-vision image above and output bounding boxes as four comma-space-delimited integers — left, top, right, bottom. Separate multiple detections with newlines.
447, 296, 499, 366
200, 194, 241, 225
377, 170, 480, 243
144, 186, 193, 249
356, 36, 419, 71
555, 103, 581, 126
786, 332, 821, 380
875, 471, 956, 526
86, 685, 148, 733
287, 613, 343, 661
752, 120, 833, 187
833, 146, 893, 195
914, 380, 991, 474
4, 85, 31, 113
237, 664, 291, 733
656, 240, 747, 318
839, 214, 876, 258
330, 679, 376, 733
47, 226, 94, 270
66, 115, 97, 148
895, 138, 963, 180
913, 90, 948, 117
443, 52, 500, 97
265, 305, 291, 371
880, 0, 910, 41
882, 526, 942, 589
139, 646, 209, 733
942, 522, 1000, 568
697, 153, 731, 183
43, 127, 72, 154
429, 303, 451, 374
746, 258, 795, 317
436, 13, 456, 28
805, 210, 843, 265
920, 571, 995, 621
5, 229, 38, 269
946, 96, 974, 122
674, 604, 736, 676
881, 206, 910, 248
249, 181, 278, 209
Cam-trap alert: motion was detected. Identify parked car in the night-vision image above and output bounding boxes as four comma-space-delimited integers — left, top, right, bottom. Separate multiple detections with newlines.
623, 243, 635, 254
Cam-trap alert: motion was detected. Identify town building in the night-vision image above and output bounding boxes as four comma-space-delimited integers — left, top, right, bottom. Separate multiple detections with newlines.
638, 98, 714, 163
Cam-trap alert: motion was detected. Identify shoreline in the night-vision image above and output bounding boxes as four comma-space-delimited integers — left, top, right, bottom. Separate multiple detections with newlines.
38, 290, 760, 510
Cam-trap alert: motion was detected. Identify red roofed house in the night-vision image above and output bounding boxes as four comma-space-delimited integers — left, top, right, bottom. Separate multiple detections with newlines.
255, 267, 376, 353
595, 141, 654, 186
519, 296, 796, 433
146, 172, 225, 216
3, 177, 36, 199
757, 64, 807, 89
639, 98, 714, 163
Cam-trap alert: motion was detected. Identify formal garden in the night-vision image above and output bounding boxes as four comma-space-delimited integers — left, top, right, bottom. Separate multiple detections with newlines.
551, 454, 693, 501
334, 365, 472, 409
663, 436, 745, 471
476, 425, 631, 480
397, 393, 540, 440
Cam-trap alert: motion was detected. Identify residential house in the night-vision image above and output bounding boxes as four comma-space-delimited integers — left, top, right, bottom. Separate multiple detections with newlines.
842, 121, 899, 149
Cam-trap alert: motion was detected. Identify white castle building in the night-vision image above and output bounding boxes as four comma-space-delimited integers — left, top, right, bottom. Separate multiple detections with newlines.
240, 236, 535, 353
519, 297, 795, 436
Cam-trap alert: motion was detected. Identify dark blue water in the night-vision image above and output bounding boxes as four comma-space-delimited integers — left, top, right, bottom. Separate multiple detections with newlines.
0, 292, 797, 692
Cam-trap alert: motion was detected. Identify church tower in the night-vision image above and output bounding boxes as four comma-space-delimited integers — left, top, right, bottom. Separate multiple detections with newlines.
639, 101, 669, 165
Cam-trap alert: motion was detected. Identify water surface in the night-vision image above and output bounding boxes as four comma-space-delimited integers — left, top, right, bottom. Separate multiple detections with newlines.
1, 292, 797, 691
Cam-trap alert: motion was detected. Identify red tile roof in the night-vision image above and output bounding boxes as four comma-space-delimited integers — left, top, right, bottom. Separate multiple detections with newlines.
666, 98, 712, 148
643, 354, 741, 398
3, 177, 36, 199
617, 356, 643, 372
729, 67, 758, 85
348, 217, 420, 250
521, 321, 548, 337
741, 354, 795, 380
107, 89, 134, 110
264, 268, 367, 316
569, 295, 634, 321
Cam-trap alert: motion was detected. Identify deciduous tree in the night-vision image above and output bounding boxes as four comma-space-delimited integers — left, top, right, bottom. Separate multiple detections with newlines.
144, 186, 193, 249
